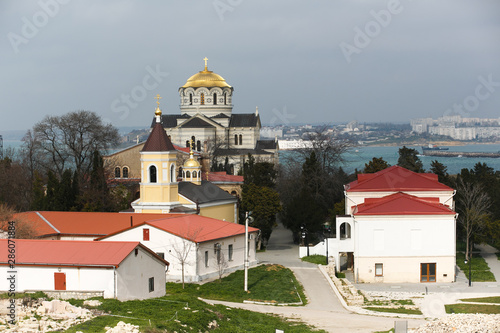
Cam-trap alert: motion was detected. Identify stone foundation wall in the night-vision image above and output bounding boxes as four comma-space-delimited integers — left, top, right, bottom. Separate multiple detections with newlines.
25, 290, 104, 300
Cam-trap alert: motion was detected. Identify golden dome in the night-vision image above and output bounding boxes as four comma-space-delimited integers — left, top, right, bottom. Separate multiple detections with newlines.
181, 70, 231, 88
155, 106, 162, 116
184, 151, 200, 168
184, 159, 200, 168
181, 58, 231, 88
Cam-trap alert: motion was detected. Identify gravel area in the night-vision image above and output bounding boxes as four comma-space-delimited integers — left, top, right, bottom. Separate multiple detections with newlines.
412, 314, 500, 332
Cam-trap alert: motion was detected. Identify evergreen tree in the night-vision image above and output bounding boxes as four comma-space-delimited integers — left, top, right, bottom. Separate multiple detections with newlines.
242, 154, 277, 188
397, 146, 424, 172
430, 160, 450, 185
363, 157, 390, 173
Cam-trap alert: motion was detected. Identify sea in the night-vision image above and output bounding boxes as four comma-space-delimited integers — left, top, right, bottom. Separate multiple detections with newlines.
4, 140, 500, 175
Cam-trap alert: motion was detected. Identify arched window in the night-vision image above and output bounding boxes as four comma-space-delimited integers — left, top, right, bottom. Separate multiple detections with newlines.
186, 170, 191, 178
234, 134, 238, 145
178, 167, 183, 178
197, 140, 201, 151
239, 134, 242, 145
191, 136, 196, 150
114, 167, 121, 178
189, 93, 193, 105
198, 171, 201, 179
149, 165, 157, 183
170, 164, 175, 182
340, 222, 351, 239
200, 93, 205, 105
186, 140, 189, 148
224, 93, 227, 105
122, 167, 129, 178
213, 93, 217, 105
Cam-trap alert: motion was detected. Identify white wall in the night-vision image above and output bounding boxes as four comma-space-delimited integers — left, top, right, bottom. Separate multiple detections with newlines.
0, 266, 115, 298
355, 215, 456, 257
117, 246, 166, 300
102, 225, 258, 282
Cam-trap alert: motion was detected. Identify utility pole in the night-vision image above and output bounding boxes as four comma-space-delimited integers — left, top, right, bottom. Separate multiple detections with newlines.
244, 211, 253, 292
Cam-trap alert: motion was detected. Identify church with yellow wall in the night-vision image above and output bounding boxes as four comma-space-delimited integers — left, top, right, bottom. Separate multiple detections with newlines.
131, 97, 238, 223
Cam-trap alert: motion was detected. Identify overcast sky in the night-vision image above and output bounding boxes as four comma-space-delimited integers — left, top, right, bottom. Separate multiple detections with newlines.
1, 0, 499, 133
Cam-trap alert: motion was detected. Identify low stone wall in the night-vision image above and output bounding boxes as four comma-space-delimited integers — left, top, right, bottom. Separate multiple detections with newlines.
25, 290, 104, 300
325, 262, 365, 306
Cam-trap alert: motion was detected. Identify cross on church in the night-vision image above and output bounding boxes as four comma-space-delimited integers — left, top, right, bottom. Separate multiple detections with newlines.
155, 94, 162, 107
203, 57, 208, 70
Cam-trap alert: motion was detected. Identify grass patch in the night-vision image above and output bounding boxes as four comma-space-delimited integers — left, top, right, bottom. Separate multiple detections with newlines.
460, 296, 500, 303
445, 303, 500, 314
0, 291, 49, 299
496, 252, 500, 261
66, 296, 326, 333
335, 272, 345, 278
456, 252, 496, 282
363, 306, 422, 315
167, 264, 306, 304
365, 299, 414, 306
301, 255, 327, 265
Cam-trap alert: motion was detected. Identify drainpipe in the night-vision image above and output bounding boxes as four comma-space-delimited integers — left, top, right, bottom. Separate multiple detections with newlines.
113, 266, 117, 299
443, 190, 456, 210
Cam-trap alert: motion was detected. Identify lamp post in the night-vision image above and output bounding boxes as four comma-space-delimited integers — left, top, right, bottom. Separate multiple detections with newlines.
244, 211, 253, 292
324, 222, 331, 265
464, 238, 472, 287
300, 224, 309, 256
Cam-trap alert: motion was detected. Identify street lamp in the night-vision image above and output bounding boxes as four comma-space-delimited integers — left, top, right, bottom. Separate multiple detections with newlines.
244, 211, 254, 292
300, 224, 309, 256
324, 222, 331, 265
464, 238, 472, 287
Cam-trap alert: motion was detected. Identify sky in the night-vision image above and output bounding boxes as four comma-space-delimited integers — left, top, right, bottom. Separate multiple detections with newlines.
1, 0, 499, 133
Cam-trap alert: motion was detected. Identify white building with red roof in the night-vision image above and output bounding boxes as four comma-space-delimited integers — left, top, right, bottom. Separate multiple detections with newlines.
314, 166, 457, 283
98, 215, 259, 282
0, 240, 168, 300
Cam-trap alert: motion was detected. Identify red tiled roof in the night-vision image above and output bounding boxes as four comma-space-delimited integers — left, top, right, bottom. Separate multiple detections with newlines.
0, 239, 168, 267
13, 211, 183, 238
142, 122, 176, 152
100, 215, 259, 243
353, 192, 455, 216
346, 165, 454, 192
203, 172, 244, 183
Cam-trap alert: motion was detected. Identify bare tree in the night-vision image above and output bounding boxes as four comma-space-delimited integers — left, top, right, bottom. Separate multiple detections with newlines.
30, 110, 120, 178
170, 229, 201, 289
0, 203, 37, 239
213, 244, 228, 283
455, 179, 491, 260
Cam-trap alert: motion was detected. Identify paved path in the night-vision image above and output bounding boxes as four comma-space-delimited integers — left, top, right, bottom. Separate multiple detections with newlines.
477, 243, 500, 281
250, 223, 426, 332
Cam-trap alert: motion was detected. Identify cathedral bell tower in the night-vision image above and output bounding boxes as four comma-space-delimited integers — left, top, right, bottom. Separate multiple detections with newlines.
131, 95, 180, 213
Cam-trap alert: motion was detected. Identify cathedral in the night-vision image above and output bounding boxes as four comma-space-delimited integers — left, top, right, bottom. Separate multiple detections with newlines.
156, 58, 278, 173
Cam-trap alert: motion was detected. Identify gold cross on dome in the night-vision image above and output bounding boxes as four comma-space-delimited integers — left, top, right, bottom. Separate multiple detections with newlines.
203, 57, 208, 70
154, 94, 162, 107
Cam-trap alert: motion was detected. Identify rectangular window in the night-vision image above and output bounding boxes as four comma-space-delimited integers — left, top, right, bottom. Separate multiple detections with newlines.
205, 251, 209, 268
375, 263, 383, 276
156, 252, 165, 260
143, 228, 150, 241
149, 277, 154, 292
228, 244, 233, 261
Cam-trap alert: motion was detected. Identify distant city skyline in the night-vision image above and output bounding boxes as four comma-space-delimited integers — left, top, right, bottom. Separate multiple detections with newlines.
1, 1, 499, 132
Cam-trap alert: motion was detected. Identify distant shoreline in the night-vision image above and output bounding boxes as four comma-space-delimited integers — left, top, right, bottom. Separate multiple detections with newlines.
361, 141, 500, 148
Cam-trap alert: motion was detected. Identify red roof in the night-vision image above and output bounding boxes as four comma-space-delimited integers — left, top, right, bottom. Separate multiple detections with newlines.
100, 215, 259, 243
142, 122, 176, 152
203, 172, 244, 183
0, 239, 168, 267
13, 211, 183, 238
353, 192, 456, 216
346, 165, 454, 192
